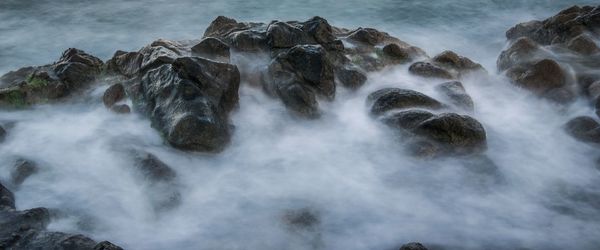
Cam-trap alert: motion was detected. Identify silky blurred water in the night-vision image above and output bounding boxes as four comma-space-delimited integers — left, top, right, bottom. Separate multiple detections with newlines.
1, 1, 600, 250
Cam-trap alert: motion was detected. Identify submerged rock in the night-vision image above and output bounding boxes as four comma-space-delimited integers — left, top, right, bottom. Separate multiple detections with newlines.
399, 242, 429, 250
564, 116, 600, 144
408, 62, 454, 79
435, 81, 474, 112
413, 113, 487, 155
132, 151, 181, 211
11, 158, 38, 186
0, 125, 6, 143
0, 181, 122, 249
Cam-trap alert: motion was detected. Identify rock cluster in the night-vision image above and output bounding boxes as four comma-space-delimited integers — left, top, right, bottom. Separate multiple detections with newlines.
0, 181, 123, 249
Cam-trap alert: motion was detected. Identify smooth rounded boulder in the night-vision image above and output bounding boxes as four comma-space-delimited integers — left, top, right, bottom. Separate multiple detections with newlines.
564, 116, 600, 144
367, 88, 443, 115
413, 113, 487, 155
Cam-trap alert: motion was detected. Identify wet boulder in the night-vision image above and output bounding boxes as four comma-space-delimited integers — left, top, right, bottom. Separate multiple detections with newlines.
506, 59, 566, 94
497, 37, 542, 71
94, 241, 124, 250
132, 151, 180, 211
504, 5, 600, 45
110, 104, 131, 114
301, 16, 337, 48
564, 116, 600, 144
0, 48, 103, 108
105, 50, 144, 77
191, 37, 231, 62
265, 44, 334, 117
102, 83, 126, 108
267, 21, 313, 48
138, 39, 187, 72
408, 62, 454, 79
380, 110, 436, 130
0, 125, 6, 143
399, 242, 429, 250
432, 50, 485, 75
413, 113, 487, 155
567, 34, 600, 55
336, 66, 367, 90
382, 43, 425, 64
367, 88, 443, 116
435, 81, 474, 112
0, 182, 15, 210
139, 56, 240, 152
11, 158, 38, 186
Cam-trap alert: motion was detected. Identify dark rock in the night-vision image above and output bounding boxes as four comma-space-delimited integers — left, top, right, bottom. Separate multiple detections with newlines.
506, 59, 566, 94
94, 241, 124, 250
380, 110, 435, 130
504, 5, 599, 45
346, 27, 394, 46
267, 21, 312, 48
106, 50, 144, 77
542, 87, 576, 104
0, 48, 103, 108
132, 151, 180, 211
226, 29, 268, 52
102, 83, 126, 108
567, 34, 600, 55
0, 182, 15, 210
367, 88, 443, 116
138, 39, 185, 72
11, 159, 38, 186
301, 16, 337, 47
408, 62, 453, 79
399, 242, 429, 250
0, 125, 6, 143
203, 16, 249, 38
588, 80, 600, 99
564, 116, 600, 144
336, 66, 367, 90
596, 98, 600, 119
191, 37, 231, 62
382, 43, 424, 63
282, 208, 320, 229
497, 37, 540, 71
435, 81, 474, 111
265, 45, 334, 117
432, 50, 484, 74
110, 104, 131, 114
140, 56, 240, 152
413, 113, 487, 155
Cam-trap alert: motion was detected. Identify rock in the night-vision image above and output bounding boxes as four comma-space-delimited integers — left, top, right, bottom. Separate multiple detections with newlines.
282, 208, 320, 229
267, 21, 312, 48
94, 241, 124, 250
132, 151, 180, 211
301, 16, 337, 47
435, 81, 474, 111
432, 50, 484, 74
367, 88, 443, 116
399, 242, 429, 250
408, 62, 453, 79
542, 87, 576, 104
140, 56, 240, 152
0, 182, 15, 210
203, 16, 249, 38
596, 98, 600, 119
102, 83, 126, 108
564, 116, 600, 144
567, 34, 600, 55
106, 50, 144, 77
413, 113, 487, 155
191, 37, 231, 62
0, 48, 103, 108
226, 29, 268, 52
506, 59, 566, 94
265, 45, 334, 117
138, 39, 185, 72
0, 125, 6, 143
336, 66, 367, 90
380, 110, 436, 130
504, 5, 599, 45
110, 104, 131, 114
382, 43, 424, 63
11, 159, 38, 186
497, 37, 540, 71
588, 80, 600, 99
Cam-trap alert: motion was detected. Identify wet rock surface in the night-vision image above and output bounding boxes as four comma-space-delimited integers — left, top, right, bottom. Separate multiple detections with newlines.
0, 181, 122, 250
0, 48, 103, 108
10, 158, 39, 186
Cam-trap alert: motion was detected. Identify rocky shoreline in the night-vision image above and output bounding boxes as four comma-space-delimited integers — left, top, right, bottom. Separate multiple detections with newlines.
0, 4, 599, 250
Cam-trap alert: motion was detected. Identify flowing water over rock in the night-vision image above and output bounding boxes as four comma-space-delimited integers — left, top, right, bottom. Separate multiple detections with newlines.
1, 1, 600, 250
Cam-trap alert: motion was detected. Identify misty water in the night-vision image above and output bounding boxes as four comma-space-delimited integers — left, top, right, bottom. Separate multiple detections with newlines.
1, 1, 600, 249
